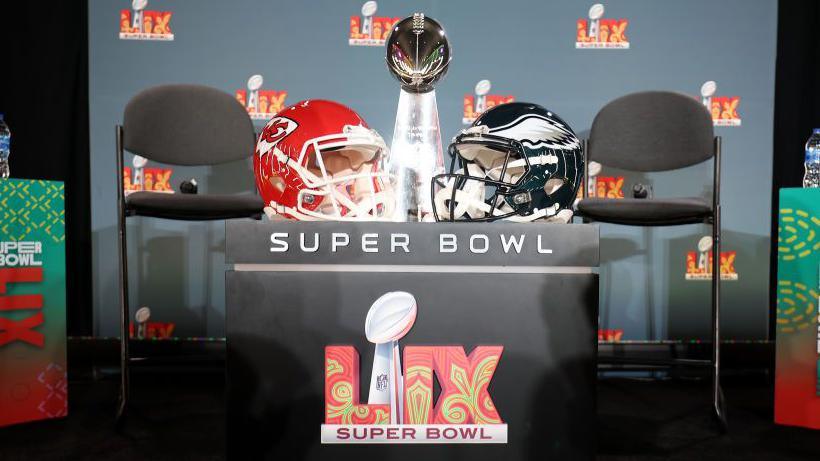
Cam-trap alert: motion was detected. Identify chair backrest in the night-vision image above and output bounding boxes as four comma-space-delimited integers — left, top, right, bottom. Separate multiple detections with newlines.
123, 84, 255, 166
588, 91, 714, 172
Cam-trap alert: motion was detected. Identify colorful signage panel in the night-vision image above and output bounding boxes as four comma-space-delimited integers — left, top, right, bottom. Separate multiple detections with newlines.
0, 179, 67, 427
775, 188, 820, 429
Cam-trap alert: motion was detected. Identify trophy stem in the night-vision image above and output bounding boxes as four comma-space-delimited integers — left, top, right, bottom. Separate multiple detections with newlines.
367, 340, 403, 424
392, 341, 404, 424
387, 89, 445, 222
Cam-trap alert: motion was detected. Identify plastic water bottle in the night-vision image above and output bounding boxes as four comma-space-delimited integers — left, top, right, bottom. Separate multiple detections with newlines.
805, 129, 820, 188
0, 114, 9, 179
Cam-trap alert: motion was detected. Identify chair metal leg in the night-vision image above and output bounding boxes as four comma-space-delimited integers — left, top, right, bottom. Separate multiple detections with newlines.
115, 126, 130, 426
116, 219, 130, 425
711, 217, 727, 432
711, 137, 727, 432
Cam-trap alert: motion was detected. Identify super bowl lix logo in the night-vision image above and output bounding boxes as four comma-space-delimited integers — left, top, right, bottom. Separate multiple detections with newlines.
123, 155, 173, 195
349, 1, 400, 46
578, 162, 625, 200
0, 241, 44, 347
322, 292, 507, 444
119, 0, 173, 41
236, 75, 288, 121
685, 236, 738, 281
701, 81, 741, 127
576, 4, 629, 49
463, 80, 514, 124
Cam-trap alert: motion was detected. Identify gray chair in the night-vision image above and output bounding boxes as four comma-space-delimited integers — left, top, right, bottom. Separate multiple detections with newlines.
115, 84, 263, 423
576, 91, 726, 431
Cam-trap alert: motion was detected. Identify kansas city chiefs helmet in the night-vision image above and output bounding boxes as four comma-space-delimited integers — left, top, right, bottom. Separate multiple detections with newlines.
254, 100, 395, 221
432, 102, 583, 223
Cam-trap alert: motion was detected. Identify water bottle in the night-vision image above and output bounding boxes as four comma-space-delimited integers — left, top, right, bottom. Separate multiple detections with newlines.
805, 129, 820, 188
0, 114, 9, 179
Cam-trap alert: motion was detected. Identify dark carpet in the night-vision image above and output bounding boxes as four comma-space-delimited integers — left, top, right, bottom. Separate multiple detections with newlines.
1, 371, 818, 460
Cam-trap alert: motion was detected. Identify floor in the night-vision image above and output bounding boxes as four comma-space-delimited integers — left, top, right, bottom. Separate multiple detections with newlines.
1, 371, 819, 460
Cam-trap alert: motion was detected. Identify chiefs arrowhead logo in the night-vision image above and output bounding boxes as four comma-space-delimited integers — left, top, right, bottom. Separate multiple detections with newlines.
257, 116, 298, 156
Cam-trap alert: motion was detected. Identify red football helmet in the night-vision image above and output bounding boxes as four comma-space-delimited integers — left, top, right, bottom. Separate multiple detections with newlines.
254, 100, 395, 221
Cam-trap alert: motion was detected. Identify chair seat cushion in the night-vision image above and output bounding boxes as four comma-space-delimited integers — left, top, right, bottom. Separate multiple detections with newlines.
125, 192, 264, 220
576, 197, 712, 226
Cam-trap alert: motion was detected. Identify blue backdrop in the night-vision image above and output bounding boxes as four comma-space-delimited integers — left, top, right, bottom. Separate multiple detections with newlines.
88, 0, 777, 339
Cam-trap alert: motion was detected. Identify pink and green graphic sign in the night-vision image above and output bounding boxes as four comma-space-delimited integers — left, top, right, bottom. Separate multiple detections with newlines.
775, 188, 820, 429
0, 179, 67, 427
321, 291, 507, 444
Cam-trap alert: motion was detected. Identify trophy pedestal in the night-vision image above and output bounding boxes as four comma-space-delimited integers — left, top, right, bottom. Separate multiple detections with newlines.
388, 89, 444, 222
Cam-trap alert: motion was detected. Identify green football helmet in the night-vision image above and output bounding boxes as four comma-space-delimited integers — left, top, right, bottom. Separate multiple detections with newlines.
432, 102, 583, 222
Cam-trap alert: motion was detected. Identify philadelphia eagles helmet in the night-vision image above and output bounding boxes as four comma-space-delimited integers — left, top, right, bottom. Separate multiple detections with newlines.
432, 102, 583, 222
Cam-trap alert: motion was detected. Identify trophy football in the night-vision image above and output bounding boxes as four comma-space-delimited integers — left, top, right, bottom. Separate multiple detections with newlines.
697, 235, 714, 273
385, 13, 451, 221
365, 291, 417, 424
701, 80, 717, 110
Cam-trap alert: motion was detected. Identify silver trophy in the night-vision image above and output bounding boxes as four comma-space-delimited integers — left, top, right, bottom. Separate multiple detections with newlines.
588, 3, 604, 42
360, 1, 377, 38
385, 13, 451, 221
134, 306, 151, 339
247, 74, 263, 113
698, 236, 714, 273
132, 155, 147, 190
132, 0, 147, 32
365, 291, 417, 424
701, 80, 717, 110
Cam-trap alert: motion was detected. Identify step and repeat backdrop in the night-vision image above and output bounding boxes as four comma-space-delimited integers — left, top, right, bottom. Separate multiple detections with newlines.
88, 0, 777, 340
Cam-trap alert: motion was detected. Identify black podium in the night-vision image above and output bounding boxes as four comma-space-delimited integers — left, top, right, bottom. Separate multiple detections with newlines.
225, 221, 599, 460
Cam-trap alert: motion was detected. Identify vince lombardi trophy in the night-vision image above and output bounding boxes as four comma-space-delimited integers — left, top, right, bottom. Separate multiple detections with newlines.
385, 13, 451, 221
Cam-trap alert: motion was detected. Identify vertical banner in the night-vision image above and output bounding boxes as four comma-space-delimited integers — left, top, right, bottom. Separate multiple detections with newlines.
775, 188, 820, 429
0, 179, 67, 427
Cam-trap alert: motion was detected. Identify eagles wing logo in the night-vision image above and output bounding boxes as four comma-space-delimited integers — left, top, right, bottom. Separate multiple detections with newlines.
487, 115, 580, 150
257, 116, 298, 156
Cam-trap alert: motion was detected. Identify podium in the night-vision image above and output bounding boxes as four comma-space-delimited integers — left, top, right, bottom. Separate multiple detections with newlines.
225, 221, 599, 459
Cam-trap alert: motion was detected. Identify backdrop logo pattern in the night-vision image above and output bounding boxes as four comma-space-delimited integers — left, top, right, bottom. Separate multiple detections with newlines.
129, 322, 176, 339
583, 177, 624, 199
598, 329, 624, 341
778, 208, 820, 261
685, 236, 738, 281
577, 162, 624, 200
576, 3, 629, 49
700, 81, 741, 127
123, 159, 174, 196
119, 0, 173, 41
236, 74, 288, 121
462, 80, 514, 124
349, 1, 400, 47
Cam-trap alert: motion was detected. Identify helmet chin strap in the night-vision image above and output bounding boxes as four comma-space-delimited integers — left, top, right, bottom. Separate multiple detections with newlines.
264, 189, 396, 222
264, 159, 396, 221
